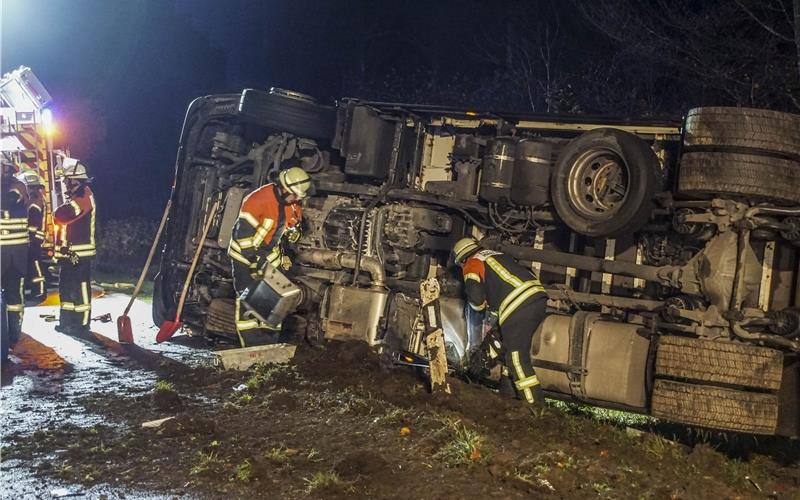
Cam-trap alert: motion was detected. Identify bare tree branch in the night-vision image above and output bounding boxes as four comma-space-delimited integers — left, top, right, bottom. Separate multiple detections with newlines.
733, 0, 794, 41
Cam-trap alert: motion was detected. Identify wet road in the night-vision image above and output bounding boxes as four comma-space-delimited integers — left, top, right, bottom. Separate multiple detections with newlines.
1, 291, 214, 498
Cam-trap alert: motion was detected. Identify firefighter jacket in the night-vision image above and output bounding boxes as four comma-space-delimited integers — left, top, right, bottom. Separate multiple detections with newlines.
462, 249, 545, 325
54, 186, 96, 259
228, 183, 302, 271
1, 176, 30, 247
28, 192, 46, 246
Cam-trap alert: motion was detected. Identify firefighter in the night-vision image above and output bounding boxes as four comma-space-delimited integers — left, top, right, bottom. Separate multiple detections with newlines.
1, 157, 30, 346
18, 170, 47, 303
53, 162, 96, 336
228, 166, 311, 347
454, 237, 547, 405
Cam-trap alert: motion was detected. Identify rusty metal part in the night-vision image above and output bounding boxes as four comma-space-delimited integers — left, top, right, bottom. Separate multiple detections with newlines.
295, 249, 385, 289
544, 287, 663, 312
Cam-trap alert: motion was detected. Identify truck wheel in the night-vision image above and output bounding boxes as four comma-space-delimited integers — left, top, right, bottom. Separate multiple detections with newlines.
550, 128, 661, 238
684, 107, 800, 160
678, 151, 800, 204
238, 88, 336, 141
655, 336, 783, 391
651, 379, 779, 435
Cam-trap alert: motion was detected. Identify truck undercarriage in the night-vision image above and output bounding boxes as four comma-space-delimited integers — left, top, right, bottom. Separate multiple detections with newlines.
154, 88, 800, 437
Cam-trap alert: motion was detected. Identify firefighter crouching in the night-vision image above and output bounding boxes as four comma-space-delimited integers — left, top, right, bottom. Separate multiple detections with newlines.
18, 170, 47, 303
54, 162, 96, 336
1, 157, 30, 345
228, 167, 311, 348
454, 237, 547, 405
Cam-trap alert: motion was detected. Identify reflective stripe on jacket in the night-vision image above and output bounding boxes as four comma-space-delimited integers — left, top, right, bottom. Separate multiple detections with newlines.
228, 183, 302, 268
1, 177, 30, 247
54, 186, 96, 258
462, 249, 545, 325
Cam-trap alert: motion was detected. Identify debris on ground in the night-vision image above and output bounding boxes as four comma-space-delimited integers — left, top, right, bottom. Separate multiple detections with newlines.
3, 338, 799, 498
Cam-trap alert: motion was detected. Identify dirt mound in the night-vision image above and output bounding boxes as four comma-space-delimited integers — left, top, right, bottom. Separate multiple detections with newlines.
3, 340, 799, 498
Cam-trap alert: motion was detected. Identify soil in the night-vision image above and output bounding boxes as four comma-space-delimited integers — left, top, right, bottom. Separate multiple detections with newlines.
3, 333, 800, 499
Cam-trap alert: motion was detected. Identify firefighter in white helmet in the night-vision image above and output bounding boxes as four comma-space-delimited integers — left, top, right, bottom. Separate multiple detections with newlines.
1, 156, 30, 346
18, 170, 47, 302
227, 166, 312, 347
54, 161, 96, 336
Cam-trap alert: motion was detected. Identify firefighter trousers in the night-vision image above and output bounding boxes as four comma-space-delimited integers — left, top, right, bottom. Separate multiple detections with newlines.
231, 260, 278, 348
27, 241, 46, 300
1, 244, 28, 343
58, 257, 92, 333
500, 293, 547, 404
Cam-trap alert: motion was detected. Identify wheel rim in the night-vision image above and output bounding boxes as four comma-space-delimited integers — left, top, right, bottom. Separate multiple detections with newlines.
567, 148, 630, 220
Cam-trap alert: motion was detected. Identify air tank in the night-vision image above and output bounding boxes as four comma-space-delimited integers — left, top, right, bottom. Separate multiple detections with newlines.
511, 139, 553, 206
479, 137, 516, 203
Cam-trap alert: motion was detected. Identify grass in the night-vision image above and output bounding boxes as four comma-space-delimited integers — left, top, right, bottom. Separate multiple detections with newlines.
433, 417, 485, 467
234, 459, 252, 482
266, 446, 289, 464
154, 380, 175, 393
190, 451, 223, 476
548, 400, 653, 427
245, 362, 281, 391
302, 471, 354, 494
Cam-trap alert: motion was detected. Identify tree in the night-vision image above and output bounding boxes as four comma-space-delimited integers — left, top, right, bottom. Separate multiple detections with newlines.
576, 0, 800, 111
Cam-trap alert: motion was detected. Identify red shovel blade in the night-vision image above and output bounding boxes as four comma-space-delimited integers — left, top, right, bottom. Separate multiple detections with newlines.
156, 319, 182, 343
117, 315, 134, 344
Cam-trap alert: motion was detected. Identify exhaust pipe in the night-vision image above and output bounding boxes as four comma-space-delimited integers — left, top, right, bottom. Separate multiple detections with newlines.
295, 249, 385, 289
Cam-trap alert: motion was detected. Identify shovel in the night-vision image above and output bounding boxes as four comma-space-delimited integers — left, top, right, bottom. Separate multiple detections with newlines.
117, 199, 172, 343
156, 198, 220, 343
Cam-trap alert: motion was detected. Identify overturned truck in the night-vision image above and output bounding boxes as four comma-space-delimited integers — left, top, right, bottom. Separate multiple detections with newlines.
154, 88, 800, 437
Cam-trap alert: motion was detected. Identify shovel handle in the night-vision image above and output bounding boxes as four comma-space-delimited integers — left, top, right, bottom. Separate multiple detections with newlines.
123, 199, 172, 317
174, 198, 221, 321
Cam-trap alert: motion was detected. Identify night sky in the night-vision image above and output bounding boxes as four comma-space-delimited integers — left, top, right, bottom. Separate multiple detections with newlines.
4, 0, 798, 221
2, 0, 516, 220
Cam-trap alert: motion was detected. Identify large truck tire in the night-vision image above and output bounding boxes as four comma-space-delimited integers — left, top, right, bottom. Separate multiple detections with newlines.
655, 336, 783, 391
651, 380, 779, 435
238, 88, 336, 141
678, 151, 800, 204
205, 298, 236, 334
684, 107, 800, 160
551, 128, 661, 238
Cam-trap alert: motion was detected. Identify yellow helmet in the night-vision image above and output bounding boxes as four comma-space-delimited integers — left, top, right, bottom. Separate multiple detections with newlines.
453, 237, 479, 264
278, 167, 312, 199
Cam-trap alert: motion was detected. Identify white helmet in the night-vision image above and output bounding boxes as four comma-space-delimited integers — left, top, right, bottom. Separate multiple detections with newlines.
278, 167, 312, 199
17, 170, 44, 187
62, 161, 89, 180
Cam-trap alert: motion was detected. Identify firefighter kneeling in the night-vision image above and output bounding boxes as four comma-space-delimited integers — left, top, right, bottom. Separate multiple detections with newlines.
228, 167, 311, 347
454, 237, 547, 405
54, 162, 96, 336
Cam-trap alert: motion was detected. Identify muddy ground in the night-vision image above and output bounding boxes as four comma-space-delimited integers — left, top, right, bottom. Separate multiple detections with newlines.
2, 293, 800, 499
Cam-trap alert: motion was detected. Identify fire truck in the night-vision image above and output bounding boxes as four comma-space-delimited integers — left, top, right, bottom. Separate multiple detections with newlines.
1, 66, 73, 256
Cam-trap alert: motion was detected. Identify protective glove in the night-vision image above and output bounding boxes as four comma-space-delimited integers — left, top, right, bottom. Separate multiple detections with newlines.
285, 226, 301, 244
61, 247, 80, 265
466, 347, 488, 380
486, 312, 499, 329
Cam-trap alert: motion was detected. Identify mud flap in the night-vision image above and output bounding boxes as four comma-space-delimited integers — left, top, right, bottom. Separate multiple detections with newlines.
420, 278, 450, 394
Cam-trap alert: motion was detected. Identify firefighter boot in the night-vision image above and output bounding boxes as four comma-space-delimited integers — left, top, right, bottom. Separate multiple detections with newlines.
498, 374, 518, 399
